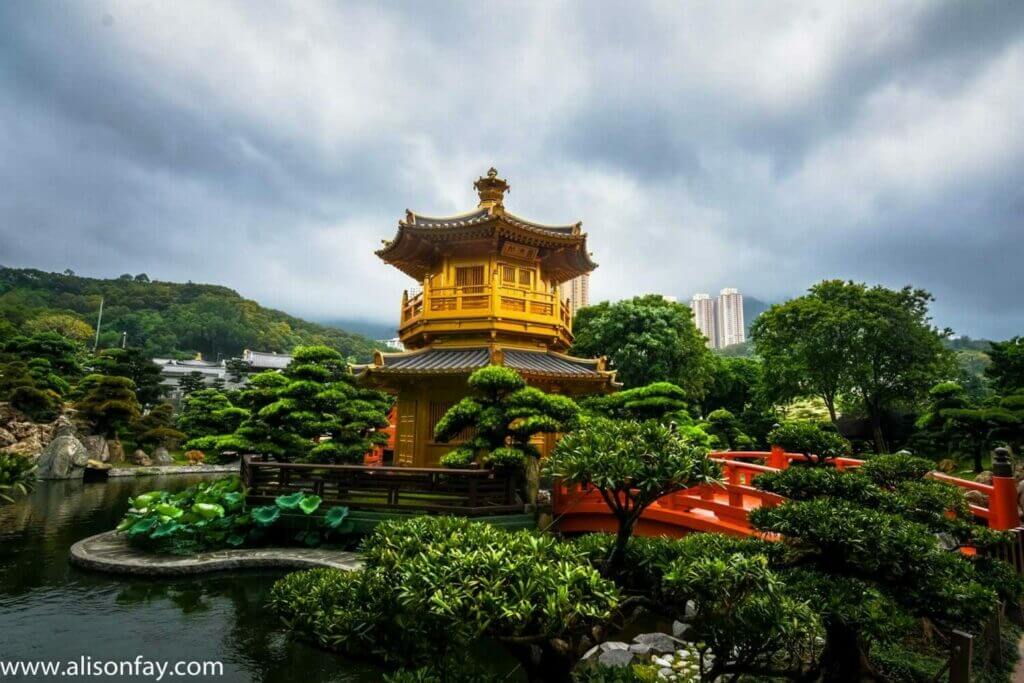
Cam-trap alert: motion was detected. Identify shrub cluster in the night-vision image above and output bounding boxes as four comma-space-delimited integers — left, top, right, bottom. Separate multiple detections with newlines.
768, 420, 850, 464
0, 452, 36, 503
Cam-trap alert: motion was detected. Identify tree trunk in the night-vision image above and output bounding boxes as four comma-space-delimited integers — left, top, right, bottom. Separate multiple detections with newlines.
974, 443, 984, 474
869, 410, 887, 454
604, 516, 635, 579
817, 621, 874, 682
823, 395, 838, 425
504, 641, 575, 683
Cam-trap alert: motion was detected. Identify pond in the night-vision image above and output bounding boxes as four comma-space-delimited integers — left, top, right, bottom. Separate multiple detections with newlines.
0, 475, 384, 682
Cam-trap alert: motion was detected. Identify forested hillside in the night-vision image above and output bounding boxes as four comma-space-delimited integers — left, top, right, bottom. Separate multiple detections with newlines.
0, 268, 381, 361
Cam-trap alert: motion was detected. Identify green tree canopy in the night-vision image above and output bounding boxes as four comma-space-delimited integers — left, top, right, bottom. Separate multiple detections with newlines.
74, 374, 142, 438
176, 371, 207, 397
986, 336, 1024, 394
92, 347, 166, 407
754, 281, 952, 451
545, 418, 719, 576
571, 294, 714, 397
581, 381, 690, 423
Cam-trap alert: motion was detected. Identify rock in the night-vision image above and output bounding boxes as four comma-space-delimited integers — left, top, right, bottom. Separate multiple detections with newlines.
86, 459, 111, 471
580, 645, 600, 661
151, 446, 174, 465
36, 417, 89, 479
0, 427, 15, 447
1, 434, 43, 457
81, 436, 110, 463
628, 643, 654, 655
633, 632, 683, 655
975, 471, 994, 485
597, 649, 634, 668
108, 440, 125, 464
672, 620, 690, 638
129, 449, 152, 467
659, 667, 674, 679
599, 641, 630, 652
684, 600, 697, 619
965, 489, 988, 507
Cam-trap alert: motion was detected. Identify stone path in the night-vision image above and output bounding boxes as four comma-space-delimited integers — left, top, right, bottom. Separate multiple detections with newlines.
69, 531, 363, 576
106, 463, 239, 478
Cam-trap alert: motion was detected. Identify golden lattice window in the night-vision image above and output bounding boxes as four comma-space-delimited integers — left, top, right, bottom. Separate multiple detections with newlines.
455, 265, 484, 288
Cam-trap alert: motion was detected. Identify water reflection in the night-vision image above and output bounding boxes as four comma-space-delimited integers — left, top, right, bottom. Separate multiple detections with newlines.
0, 476, 381, 682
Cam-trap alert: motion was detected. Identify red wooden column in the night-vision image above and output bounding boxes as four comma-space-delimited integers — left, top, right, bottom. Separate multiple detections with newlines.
988, 448, 1021, 531
768, 444, 789, 470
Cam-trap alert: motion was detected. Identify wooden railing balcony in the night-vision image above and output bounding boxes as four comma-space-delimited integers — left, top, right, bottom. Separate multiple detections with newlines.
241, 455, 525, 516
398, 283, 574, 345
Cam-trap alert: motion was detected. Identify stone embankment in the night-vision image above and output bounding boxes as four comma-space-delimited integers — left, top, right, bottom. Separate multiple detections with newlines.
70, 531, 363, 576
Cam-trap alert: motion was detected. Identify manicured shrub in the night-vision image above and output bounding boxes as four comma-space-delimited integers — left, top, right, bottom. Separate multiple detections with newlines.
768, 421, 850, 464
272, 517, 620, 679
856, 453, 935, 488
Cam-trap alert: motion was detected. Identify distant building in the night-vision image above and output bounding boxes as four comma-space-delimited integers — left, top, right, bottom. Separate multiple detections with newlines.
716, 288, 745, 348
151, 358, 229, 393
562, 273, 590, 318
242, 349, 292, 370
378, 337, 405, 351
690, 293, 716, 348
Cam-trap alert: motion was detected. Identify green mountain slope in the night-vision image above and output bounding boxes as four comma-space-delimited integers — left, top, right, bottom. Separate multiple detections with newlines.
0, 268, 381, 361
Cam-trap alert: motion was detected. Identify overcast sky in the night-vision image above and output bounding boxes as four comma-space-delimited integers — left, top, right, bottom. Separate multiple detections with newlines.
1, 2, 1022, 338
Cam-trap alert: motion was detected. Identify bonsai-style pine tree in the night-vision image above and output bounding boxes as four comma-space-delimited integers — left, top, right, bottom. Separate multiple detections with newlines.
219, 346, 391, 463
433, 365, 579, 470
582, 381, 690, 423
93, 347, 166, 407
133, 401, 186, 449
75, 374, 142, 438
175, 388, 248, 449
176, 371, 207, 396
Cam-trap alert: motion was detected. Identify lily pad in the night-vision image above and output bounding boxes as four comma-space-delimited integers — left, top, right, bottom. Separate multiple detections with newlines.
128, 517, 158, 536
222, 492, 244, 510
154, 503, 184, 519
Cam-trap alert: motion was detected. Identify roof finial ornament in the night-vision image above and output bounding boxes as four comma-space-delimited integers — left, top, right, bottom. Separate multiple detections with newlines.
474, 167, 510, 210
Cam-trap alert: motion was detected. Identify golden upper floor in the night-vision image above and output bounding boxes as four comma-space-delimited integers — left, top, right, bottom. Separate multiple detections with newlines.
377, 170, 597, 351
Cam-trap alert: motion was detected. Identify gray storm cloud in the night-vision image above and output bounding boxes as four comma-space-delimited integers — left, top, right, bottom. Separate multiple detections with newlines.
0, 1, 1021, 337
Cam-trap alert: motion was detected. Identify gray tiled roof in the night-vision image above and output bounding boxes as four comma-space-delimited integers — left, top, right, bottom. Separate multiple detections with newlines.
382, 348, 491, 371
503, 350, 600, 376
407, 208, 491, 228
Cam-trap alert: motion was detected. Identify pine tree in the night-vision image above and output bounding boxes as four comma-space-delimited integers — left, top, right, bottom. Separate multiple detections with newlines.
434, 365, 579, 470
75, 374, 142, 438
177, 371, 207, 396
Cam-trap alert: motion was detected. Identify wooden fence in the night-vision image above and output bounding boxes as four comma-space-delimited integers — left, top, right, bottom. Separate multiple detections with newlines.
240, 455, 525, 516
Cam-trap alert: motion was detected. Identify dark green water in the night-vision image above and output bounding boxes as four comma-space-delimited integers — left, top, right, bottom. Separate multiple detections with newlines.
0, 475, 383, 682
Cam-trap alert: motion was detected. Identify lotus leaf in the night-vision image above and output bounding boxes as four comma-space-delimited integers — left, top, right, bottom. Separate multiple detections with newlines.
252, 505, 281, 526
193, 503, 225, 519
298, 494, 322, 515
128, 517, 158, 536
275, 492, 304, 510
154, 503, 184, 519
324, 506, 350, 530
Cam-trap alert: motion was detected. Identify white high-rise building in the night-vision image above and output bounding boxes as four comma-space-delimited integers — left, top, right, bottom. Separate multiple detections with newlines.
563, 273, 590, 318
716, 288, 745, 348
690, 293, 716, 348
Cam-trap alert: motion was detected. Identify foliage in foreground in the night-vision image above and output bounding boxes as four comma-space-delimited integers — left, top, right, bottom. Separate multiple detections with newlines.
767, 420, 851, 464
269, 516, 620, 680
0, 452, 36, 503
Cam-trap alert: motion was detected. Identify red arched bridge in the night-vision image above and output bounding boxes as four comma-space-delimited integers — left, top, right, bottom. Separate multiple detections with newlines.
552, 447, 1023, 538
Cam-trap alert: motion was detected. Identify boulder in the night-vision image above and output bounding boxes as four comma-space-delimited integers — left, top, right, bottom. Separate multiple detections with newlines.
975, 471, 994, 486
36, 416, 89, 479
81, 436, 110, 463
129, 449, 152, 467
151, 446, 174, 465
632, 632, 683, 655
0, 427, 16, 447
107, 439, 125, 464
597, 649, 634, 668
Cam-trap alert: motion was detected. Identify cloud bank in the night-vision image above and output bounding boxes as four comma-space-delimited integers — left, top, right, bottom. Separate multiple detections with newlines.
1, 1, 1021, 337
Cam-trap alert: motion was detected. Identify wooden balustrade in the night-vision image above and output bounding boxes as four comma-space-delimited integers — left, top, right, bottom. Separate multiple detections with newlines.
241, 456, 524, 516
398, 283, 572, 333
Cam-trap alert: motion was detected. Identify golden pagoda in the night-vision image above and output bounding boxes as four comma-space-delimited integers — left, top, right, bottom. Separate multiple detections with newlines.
355, 169, 617, 467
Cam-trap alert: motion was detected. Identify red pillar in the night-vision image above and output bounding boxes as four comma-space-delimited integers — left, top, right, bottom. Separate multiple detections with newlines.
769, 444, 788, 470
989, 448, 1021, 531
